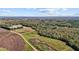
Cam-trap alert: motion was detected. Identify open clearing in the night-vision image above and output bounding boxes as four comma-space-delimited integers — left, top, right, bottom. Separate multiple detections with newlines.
0, 28, 25, 51
0, 26, 73, 51
29, 38, 56, 51
14, 27, 74, 51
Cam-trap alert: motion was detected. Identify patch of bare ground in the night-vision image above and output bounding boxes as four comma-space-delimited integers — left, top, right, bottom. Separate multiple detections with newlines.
0, 28, 25, 51
23, 27, 35, 32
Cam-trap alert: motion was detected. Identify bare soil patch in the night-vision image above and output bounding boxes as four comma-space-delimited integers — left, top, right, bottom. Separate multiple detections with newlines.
0, 28, 25, 51
23, 27, 35, 32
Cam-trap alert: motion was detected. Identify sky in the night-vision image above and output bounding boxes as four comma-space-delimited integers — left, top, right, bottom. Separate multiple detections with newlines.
0, 8, 79, 16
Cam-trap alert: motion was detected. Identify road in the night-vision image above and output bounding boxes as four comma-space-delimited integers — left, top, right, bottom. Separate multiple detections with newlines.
10, 31, 38, 51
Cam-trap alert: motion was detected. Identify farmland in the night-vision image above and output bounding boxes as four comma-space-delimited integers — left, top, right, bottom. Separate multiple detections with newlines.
0, 28, 33, 51
14, 27, 73, 51
0, 17, 79, 51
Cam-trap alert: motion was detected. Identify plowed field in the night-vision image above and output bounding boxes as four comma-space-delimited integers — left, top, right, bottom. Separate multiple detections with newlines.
0, 28, 25, 51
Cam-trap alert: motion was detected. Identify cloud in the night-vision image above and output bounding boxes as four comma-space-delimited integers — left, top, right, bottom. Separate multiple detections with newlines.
62, 8, 68, 11
0, 13, 8, 16
0, 8, 78, 16
0, 9, 13, 16
0, 9, 12, 13
38, 8, 56, 12
37, 8, 72, 16
37, 8, 58, 16
38, 8, 56, 13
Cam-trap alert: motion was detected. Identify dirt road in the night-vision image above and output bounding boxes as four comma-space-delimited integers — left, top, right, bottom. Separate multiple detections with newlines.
11, 31, 38, 51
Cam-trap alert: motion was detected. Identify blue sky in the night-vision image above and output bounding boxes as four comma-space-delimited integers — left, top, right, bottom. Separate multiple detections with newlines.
0, 8, 79, 16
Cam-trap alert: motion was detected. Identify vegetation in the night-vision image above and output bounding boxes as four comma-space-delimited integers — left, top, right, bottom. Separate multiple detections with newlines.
15, 28, 73, 51
0, 48, 8, 51
0, 17, 79, 51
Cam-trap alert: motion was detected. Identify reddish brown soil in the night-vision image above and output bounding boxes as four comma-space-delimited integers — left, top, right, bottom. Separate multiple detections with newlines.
0, 28, 25, 51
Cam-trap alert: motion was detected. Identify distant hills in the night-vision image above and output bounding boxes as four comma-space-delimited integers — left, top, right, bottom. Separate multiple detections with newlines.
0, 16, 79, 20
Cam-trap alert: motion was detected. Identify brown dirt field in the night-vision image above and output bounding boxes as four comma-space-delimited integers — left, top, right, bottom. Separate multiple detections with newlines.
0, 28, 25, 51
23, 27, 35, 32
14, 27, 35, 34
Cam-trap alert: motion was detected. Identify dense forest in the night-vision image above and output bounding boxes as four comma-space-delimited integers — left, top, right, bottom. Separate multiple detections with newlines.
0, 17, 79, 50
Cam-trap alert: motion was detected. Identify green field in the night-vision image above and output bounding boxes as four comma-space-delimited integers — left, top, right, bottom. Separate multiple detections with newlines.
0, 48, 8, 51
15, 28, 74, 51
23, 43, 34, 51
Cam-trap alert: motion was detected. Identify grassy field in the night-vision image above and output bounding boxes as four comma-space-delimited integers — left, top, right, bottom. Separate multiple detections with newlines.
23, 43, 34, 51
0, 48, 8, 51
14, 27, 74, 51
